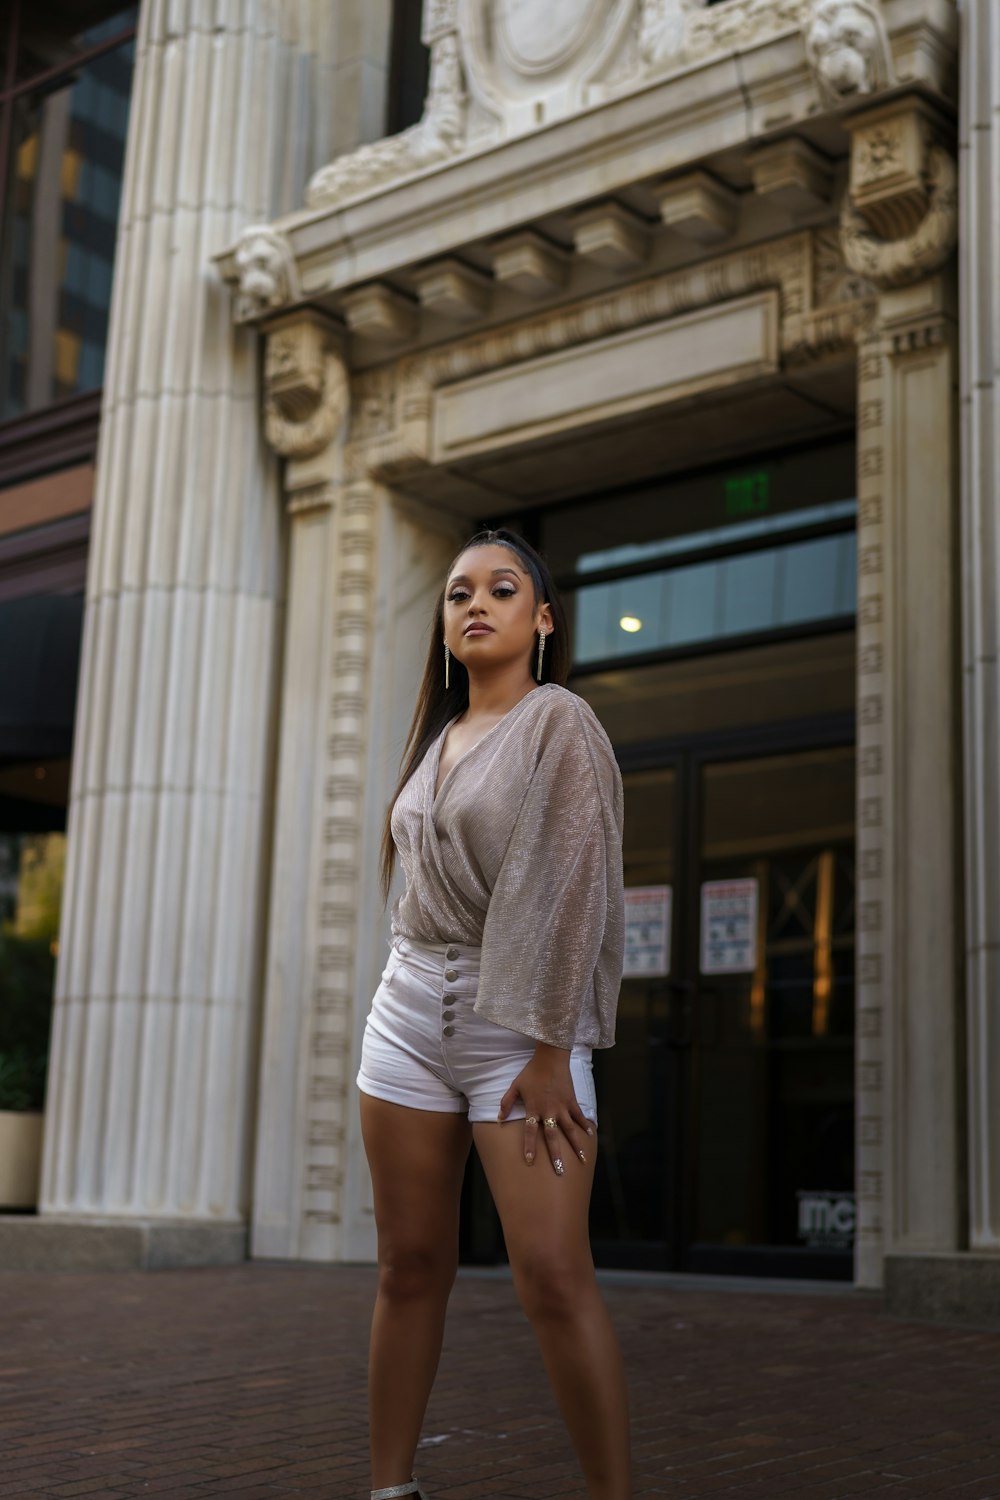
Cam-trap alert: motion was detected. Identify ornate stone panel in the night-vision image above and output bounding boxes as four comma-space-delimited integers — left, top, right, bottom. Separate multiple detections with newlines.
300, 481, 379, 1254
301, 0, 918, 210
854, 329, 889, 1286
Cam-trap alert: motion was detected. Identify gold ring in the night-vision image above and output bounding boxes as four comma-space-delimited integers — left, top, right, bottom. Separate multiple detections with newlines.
524, 1115, 539, 1126
543, 1116, 558, 1130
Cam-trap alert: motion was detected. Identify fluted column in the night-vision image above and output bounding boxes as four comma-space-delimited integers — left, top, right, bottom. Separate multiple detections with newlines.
960, 0, 1000, 1253
37, 2, 339, 1242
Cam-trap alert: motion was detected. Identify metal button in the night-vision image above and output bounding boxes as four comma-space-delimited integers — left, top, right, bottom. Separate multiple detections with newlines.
442, 1010, 455, 1022
442, 1025, 455, 1037
446, 946, 459, 960
444, 968, 458, 982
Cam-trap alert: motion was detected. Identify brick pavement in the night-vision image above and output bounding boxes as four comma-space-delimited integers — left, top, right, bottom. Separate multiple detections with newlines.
1, 1263, 999, 1500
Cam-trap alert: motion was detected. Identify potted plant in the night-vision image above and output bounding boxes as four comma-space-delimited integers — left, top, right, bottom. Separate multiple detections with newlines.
0, 932, 53, 1209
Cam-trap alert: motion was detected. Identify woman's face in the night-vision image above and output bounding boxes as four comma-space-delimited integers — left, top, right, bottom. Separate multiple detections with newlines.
443, 543, 552, 680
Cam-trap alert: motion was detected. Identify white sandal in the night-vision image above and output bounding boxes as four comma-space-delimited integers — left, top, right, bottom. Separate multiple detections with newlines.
371, 1484, 428, 1499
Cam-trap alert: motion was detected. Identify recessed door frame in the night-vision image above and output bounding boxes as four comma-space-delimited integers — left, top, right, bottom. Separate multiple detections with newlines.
605, 708, 856, 1276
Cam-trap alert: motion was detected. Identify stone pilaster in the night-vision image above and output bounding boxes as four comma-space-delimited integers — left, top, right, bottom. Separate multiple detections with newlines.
32, 3, 338, 1259
879, 276, 963, 1254
853, 321, 890, 1288
841, 96, 963, 1287
249, 359, 460, 1259
959, 0, 1000, 1256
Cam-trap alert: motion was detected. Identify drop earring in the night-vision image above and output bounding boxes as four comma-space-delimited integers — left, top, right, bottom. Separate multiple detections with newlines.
536, 629, 546, 682
444, 642, 450, 690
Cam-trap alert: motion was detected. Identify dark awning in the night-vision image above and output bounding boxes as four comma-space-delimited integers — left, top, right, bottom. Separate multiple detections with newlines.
0, 593, 84, 763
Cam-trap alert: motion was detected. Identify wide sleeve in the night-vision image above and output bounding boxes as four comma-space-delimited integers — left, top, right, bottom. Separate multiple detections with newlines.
474, 697, 623, 1049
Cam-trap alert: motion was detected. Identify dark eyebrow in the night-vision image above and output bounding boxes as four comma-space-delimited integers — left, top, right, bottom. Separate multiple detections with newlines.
447, 567, 524, 587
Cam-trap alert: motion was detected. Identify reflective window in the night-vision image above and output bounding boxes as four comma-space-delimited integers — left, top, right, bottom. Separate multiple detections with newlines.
542, 442, 857, 668
571, 507, 857, 665
0, 5, 137, 420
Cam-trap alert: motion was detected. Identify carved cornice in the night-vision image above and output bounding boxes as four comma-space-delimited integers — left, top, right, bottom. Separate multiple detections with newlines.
263, 311, 348, 459
346, 228, 871, 480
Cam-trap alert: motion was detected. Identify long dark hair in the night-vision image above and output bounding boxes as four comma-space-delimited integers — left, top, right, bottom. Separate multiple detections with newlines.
378, 527, 570, 904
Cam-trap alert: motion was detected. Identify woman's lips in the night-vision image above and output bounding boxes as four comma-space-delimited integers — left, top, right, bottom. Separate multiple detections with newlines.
464, 624, 494, 635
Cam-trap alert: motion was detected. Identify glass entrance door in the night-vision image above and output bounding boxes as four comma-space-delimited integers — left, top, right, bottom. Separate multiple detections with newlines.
590, 735, 856, 1278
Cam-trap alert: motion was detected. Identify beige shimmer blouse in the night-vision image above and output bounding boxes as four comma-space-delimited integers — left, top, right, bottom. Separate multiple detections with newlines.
390, 682, 625, 1050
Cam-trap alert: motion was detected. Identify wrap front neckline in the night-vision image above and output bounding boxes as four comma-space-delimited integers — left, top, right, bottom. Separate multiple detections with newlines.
429, 683, 554, 813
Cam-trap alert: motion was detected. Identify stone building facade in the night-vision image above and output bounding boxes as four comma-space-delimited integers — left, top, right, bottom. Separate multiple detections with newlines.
3, 0, 998, 1323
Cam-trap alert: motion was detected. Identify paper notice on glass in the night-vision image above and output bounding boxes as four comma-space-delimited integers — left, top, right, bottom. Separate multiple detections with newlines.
623, 885, 672, 977
700, 878, 759, 973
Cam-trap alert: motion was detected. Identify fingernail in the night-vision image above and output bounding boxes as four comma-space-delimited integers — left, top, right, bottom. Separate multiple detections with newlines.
578, 1150, 587, 1163
525, 1152, 534, 1164
553, 1158, 565, 1176
586, 1126, 595, 1136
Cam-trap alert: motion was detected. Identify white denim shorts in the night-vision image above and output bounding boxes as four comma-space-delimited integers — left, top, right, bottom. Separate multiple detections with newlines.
356, 933, 597, 1125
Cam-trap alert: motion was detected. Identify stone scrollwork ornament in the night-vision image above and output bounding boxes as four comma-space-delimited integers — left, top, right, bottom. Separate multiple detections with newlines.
263, 315, 349, 459
804, 0, 894, 108
233, 225, 301, 322
306, 30, 467, 211
638, 0, 707, 73
840, 144, 957, 290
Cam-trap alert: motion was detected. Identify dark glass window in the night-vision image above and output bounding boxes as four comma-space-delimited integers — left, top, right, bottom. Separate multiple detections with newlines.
541, 439, 857, 669
0, 4, 137, 422
387, 0, 430, 136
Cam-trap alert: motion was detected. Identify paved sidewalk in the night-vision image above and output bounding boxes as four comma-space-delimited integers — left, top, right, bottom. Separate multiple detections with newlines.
1, 1263, 999, 1499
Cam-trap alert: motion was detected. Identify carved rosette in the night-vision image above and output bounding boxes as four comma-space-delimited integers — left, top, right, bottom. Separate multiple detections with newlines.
262, 312, 348, 459
840, 101, 957, 291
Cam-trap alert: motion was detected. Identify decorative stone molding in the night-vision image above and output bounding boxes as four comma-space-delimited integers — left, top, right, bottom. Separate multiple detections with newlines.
748, 138, 835, 216
804, 0, 895, 108
263, 312, 348, 459
681, 0, 808, 65
302, 479, 379, 1243
571, 201, 652, 270
657, 171, 739, 245
233, 225, 300, 323
813, 226, 878, 307
840, 100, 957, 290
413, 258, 492, 320
491, 231, 571, 297
342, 285, 419, 343
294, 0, 927, 217
422, 0, 458, 45
638, 0, 703, 73
347, 228, 871, 483
306, 29, 467, 210
848, 99, 949, 239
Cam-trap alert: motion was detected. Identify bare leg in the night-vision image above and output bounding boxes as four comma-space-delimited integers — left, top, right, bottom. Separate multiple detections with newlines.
473, 1123, 632, 1500
361, 1096, 472, 1489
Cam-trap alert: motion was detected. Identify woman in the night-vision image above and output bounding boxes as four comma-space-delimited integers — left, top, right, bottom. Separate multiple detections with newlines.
359, 528, 632, 1500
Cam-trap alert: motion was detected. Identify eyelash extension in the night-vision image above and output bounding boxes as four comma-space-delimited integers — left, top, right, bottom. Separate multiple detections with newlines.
447, 585, 517, 601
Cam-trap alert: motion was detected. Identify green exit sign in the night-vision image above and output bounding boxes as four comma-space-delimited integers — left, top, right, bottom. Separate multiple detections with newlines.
725, 471, 770, 516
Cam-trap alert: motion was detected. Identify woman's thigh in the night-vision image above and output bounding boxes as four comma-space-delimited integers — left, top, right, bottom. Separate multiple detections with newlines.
472, 1120, 596, 1298
361, 1094, 472, 1255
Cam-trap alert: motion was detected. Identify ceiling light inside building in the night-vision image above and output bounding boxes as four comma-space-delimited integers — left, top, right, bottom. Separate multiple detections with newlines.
619, 615, 642, 633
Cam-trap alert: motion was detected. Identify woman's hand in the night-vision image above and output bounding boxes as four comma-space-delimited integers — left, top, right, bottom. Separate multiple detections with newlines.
497, 1042, 595, 1175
